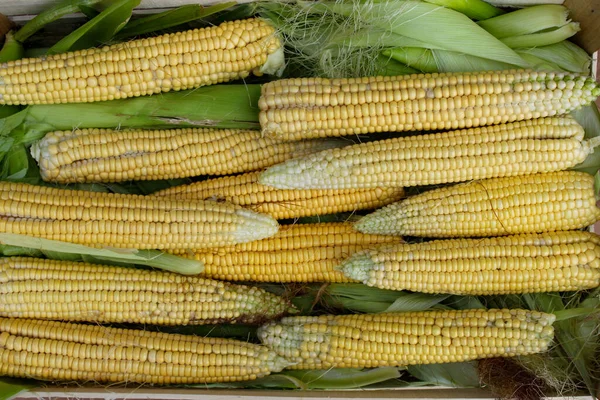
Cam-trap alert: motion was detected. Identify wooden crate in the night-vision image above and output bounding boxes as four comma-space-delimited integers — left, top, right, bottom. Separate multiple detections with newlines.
1, 1, 599, 399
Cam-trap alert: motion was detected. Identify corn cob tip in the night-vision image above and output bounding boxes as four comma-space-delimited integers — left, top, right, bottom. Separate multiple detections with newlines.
259, 163, 296, 189
583, 136, 600, 154
336, 251, 374, 283
267, 351, 295, 372
233, 208, 280, 243
354, 206, 399, 235
236, 285, 298, 324
257, 46, 285, 76
257, 320, 283, 347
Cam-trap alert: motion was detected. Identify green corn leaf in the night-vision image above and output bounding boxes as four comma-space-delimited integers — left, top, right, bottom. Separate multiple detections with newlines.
14, 0, 106, 42
19, 84, 261, 146
516, 52, 564, 72
283, 367, 403, 389
553, 307, 600, 322
571, 104, 600, 176
199, 374, 308, 389
407, 362, 480, 387
116, 3, 236, 39
521, 293, 597, 397
48, 0, 141, 54
323, 0, 529, 67
78, 4, 101, 19
0, 233, 203, 275
197, 368, 402, 389
384, 292, 450, 312
432, 48, 514, 72
0, 378, 35, 400
444, 295, 486, 310
4, 143, 30, 180
501, 22, 580, 49
0, 32, 24, 63
477, 5, 570, 38
517, 41, 591, 74
422, 0, 503, 20
384, 47, 437, 72
375, 54, 420, 75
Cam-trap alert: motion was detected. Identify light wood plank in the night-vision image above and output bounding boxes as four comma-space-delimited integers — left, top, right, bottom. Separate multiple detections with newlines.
564, 0, 600, 54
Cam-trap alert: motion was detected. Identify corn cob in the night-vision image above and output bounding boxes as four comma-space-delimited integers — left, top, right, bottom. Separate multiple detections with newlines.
0, 256, 294, 325
0, 181, 278, 249
31, 128, 343, 183
260, 117, 597, 189
339, 231, 600, 295
172, 222, 401, 283
153, 171, 405, 219
0, 317, 290, 384
355, 171, 600, 237
258, 309, 555, 369
0, 18, 283, 105
259, 70, 600, 140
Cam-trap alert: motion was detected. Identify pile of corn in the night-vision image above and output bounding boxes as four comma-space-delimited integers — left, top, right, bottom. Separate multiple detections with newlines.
0, 11, 599, 389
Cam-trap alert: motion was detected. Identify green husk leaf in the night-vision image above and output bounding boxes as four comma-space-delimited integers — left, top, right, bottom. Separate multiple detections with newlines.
0, 32, 24, 63
444, 295, 486, 310
8, 85, 261, 148
553, 308, 600, 322
431, 48, 514, 71
484, 0, 564, 6
422, 0, 503, 20
517, 41, 591, 74
0, 233, 203, 274
516, 52, 564, 72
571, 104, 600, 175
116, 3, 236, 39
322, 0, 529, 67
78, 4, 101, 19
0, 106, 21, 119
384, 292, 450, 312
259, 0, 527, 77
283, 367, 403, 389
0, 378, 35, 400
384, 47, 437, 72
521, 293, 598, 396
325, 283, 407, 313
4, 143, 30, 180
197, 368, 402, 389
501, 22, 580, 49
376, 54, 420, 75
408, 362, 480, 387
13, 0, 106, 42
48, 0, 141, 54
477, 5, 570, 38
329, 28, 443, 50
199, 374, 308, 389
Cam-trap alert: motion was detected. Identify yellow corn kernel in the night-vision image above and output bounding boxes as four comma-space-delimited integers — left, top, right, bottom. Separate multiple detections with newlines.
31, 128, 342, 183
0, 317, 290, 384
153, 171, 404, 219
0, 18, 283, 105
355, 171, 600, 237
340, 231, 600, 294
172, 222, 401, 282
0, 181, 278, 249
260, 117, 597, 189
258, 309, 555, 369
0, 257, 295, 325
259, 70, 600, 140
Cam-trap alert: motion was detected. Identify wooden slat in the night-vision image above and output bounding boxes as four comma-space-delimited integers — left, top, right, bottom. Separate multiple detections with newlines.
0, 13, 14, 40
564, 0, 600, 54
